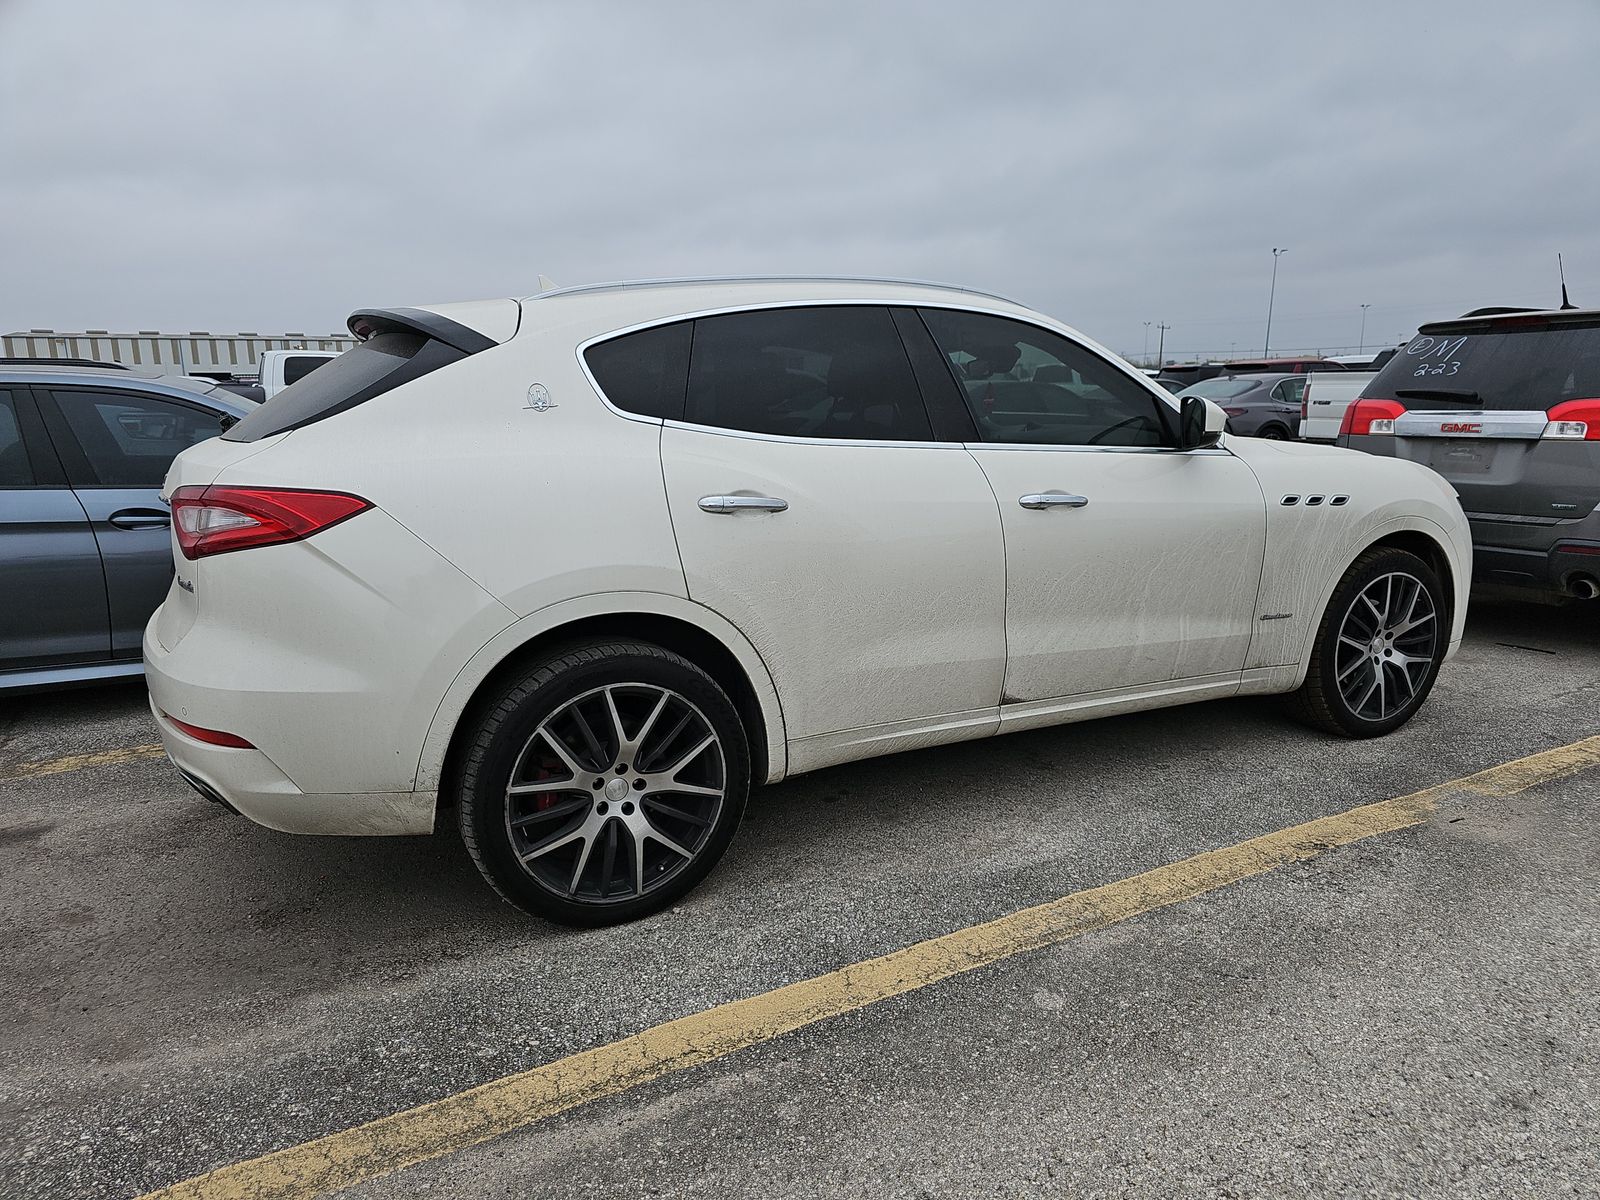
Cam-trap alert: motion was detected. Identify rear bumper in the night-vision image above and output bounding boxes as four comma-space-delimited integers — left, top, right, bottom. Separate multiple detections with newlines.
1467, 508, 1600, 594
148, 697, 436, 835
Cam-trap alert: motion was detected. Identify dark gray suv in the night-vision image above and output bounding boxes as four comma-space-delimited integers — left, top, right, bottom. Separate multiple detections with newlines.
1338, 307, 1600, 601
1, 365, 251, 691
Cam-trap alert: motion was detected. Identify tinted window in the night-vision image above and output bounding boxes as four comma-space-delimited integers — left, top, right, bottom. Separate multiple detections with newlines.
50, 390, 220, 487
0, 391, 31, 486
1366, 321, 1600, 411
1270, 379, 1307, 403
686, 306, 932, 441
283, 355, 332, 386
226, 329, 462, 442
1181, 379, 1259, 399
920, 309, 1169, 446
584, 321, 691, 420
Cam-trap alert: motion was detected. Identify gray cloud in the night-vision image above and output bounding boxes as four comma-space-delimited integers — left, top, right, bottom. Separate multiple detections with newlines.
4, 0, 1598, 361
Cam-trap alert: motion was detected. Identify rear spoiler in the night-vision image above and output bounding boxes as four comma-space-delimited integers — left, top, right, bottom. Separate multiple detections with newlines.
347, 307, 498, 355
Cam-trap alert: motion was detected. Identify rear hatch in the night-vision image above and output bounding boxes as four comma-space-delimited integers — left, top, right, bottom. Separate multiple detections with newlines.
1352, 313, 1600, 519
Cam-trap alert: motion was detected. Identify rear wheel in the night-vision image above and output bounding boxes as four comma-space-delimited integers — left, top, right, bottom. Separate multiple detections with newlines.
456, 641, 750, 925
1287, 547, 1447, 737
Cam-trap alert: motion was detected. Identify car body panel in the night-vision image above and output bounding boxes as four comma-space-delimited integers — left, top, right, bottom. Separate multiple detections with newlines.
661, 427, 1006, 741
964, 444, 1266, 699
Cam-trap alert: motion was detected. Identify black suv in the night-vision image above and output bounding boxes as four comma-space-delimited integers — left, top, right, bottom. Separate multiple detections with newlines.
1338, 307, 1600, 601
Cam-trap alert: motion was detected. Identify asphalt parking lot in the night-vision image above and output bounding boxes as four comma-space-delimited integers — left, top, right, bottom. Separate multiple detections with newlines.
2, 598, 1597, 1200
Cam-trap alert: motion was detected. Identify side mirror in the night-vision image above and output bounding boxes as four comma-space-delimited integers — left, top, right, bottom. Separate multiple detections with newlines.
1179, 396, 1227, 449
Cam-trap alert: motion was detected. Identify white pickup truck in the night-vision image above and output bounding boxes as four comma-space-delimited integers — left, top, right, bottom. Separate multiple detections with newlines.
256, 349, 340, 398
1298, 371, 1377, 442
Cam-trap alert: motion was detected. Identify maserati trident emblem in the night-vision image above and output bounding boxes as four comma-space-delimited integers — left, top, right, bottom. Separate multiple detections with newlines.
525, 383, 558, 412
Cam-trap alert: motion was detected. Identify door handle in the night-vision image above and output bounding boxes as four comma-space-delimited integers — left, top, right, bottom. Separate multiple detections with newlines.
108, 508, 172, 530
1019, 492, 1089, 510
698, 495, 789, 514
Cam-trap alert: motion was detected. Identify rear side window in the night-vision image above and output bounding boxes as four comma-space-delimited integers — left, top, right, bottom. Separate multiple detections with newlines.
224, 328, 466, 442
685, 307, 932, 441
584, 322, 691, 420
1366, 321, 1600, 410
48, 389, 221, 487
283, 355, 332, 386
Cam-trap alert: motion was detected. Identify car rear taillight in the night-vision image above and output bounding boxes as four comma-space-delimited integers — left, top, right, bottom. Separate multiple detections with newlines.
1541, 398, 1600, 440
1221, 406, 1248, 417
1340, 398, 1406, 437
161, 712, 255, 748
169, 486, 371, 560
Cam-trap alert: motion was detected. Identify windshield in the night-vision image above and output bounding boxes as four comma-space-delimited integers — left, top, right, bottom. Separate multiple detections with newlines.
1366, 320, 1600, 411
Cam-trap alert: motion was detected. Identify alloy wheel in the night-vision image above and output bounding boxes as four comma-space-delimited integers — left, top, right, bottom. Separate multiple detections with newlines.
504, 684, 726, 904
1333, 571, 1438, 722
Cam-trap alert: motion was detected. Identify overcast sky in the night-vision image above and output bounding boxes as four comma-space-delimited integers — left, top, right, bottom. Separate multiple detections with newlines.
4, 0, 1598, 362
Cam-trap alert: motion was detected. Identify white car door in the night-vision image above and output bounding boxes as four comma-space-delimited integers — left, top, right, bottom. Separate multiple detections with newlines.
915, 308, 1267, 709
648, 305, 1007, 761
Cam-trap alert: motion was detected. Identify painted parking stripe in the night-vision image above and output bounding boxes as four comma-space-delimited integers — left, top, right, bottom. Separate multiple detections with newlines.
0, 743, 165, 780
138, 734, 1600, 1200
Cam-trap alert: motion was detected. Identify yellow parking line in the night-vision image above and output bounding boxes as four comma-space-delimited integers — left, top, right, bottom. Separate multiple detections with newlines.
139, 734, 1600, 1200
0, 743, 166, 781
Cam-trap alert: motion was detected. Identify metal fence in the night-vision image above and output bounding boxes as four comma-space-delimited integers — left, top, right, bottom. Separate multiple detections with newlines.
2, 329, 356, 374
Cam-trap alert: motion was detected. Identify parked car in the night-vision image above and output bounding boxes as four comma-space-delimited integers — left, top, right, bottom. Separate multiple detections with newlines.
1, 366, 252, 690
1339, 306, 1600, 601
145, 277, 1470, 925
1299, 371, 1378, 442
1175, 373, 1305, 439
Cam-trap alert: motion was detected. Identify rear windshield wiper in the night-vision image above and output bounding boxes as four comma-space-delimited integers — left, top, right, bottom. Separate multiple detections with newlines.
1394, 388, 1481, 404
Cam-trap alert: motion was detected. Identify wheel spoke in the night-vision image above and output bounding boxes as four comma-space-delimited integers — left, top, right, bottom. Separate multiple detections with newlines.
660, 733, 716, 779
534, 728, 586, 780
568, 703, 610, 771
567, 830, 596, 894
509, 795, 590, 826
601, 688, 629, 757
598, 819, 619, 896
519, 824, 585, 864
1336, 653, 1367, 683
631, 691, 671, 758
649, 781, 722, 799
644, 821, 695, 863
639, 709, 694, 772
641, 796, 714, 827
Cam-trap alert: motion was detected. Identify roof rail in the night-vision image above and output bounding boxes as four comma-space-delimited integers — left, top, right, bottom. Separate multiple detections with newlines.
0, 356, 132, 370
1458, 306, 1542, 318
528, 274, 1024, 305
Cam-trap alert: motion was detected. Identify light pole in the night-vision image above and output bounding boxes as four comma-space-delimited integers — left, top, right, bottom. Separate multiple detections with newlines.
1263, 247, 1287, 357
1359, 303, 1371, 355
1142, 321, 1152, 365
1156, 322, 1171, 367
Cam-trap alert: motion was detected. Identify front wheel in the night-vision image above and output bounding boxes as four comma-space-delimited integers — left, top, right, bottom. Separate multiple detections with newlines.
456, 641, 750, 926
1287, 547, 1447, 737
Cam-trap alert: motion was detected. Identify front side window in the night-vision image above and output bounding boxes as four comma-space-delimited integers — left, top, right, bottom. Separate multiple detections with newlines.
919, 309, 1170, 446
49, 389, 221, 487
685, 306, 932, 441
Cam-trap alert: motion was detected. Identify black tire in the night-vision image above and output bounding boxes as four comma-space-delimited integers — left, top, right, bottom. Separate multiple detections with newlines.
1286, 546, 1448, 737
456, 641, 750, 926
1257, 424, 1290, 440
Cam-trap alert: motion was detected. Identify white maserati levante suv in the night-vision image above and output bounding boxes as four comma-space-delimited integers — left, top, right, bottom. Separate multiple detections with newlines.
145, 278, 1471, 924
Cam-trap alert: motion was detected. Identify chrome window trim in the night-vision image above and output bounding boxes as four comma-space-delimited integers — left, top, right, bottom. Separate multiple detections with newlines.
574, 299, 1185, 450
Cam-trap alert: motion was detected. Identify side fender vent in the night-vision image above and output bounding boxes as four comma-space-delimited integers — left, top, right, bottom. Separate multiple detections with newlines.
1281, 495, 1300, 506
